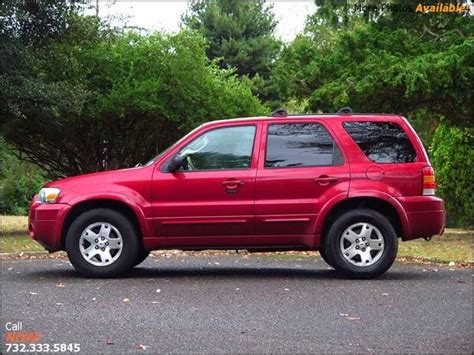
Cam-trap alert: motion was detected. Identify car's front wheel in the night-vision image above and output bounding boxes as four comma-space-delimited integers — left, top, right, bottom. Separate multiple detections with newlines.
65, 208, 139, 277
323, 209, 398, 279
318, 248, 335, 268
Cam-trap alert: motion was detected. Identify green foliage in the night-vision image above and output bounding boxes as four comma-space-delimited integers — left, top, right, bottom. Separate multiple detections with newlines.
275, 3, 473, 128
183, 0, 280, 77
182, 0, 281, 104
0, 1, 86, 103
273, 3, 473, 226
1, 13, 266, 178
1, 0, 472, 226
430, 122, 473, 227
0, 138, 47, 215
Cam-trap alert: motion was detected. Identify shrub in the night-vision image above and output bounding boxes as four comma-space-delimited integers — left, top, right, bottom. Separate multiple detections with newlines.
0, 138, 47, 215
430, 121, 474, 227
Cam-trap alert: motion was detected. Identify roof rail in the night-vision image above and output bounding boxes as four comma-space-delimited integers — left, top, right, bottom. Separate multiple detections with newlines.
271, 108, 288, 117
269, 106, 360, 117
336, 107, 353, 114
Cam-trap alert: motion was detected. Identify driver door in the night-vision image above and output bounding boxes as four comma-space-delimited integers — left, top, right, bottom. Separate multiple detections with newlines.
151, 123, 260, 245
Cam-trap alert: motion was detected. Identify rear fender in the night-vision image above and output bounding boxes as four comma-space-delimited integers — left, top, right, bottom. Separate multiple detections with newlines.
316, 191, 410, 241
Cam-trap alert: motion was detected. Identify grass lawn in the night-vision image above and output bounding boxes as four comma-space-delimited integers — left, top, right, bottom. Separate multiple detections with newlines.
1, 215, 28, 234
1, 216, 472, 264
1, 234, 45, 253
398, 230, 472, 264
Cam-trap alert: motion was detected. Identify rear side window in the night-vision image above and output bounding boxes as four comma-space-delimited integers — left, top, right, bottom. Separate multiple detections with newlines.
265, 123, 343, 168
343, 121, 417, 163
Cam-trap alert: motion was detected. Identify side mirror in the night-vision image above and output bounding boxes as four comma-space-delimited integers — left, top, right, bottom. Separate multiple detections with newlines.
167, 154, 186, 172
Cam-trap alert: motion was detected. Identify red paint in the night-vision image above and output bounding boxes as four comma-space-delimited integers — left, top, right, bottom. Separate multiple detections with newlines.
29, 114, 445, 252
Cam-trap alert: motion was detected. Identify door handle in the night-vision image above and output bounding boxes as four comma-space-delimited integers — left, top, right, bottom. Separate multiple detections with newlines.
314, 175, 339, 186
222, 179, 245, 190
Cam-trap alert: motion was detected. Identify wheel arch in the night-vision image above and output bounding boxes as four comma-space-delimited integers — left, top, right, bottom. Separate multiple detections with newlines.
61, 196, 151, 250
317, 194, 409, 248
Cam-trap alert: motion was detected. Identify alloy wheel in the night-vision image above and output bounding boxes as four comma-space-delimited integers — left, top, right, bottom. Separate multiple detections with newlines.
79, 222, 123, 266
339, 222, 385, 267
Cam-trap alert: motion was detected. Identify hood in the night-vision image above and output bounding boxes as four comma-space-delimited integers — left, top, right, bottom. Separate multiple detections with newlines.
44, 166, 154, 204
46, 167, 143, 188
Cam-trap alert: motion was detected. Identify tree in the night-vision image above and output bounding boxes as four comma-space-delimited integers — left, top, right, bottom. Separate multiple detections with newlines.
0, 0, 83, 43
272, 1, 473, 226
182, 0, 281, 103
0, 0, 85, 95
274, 1, 473, 128
0, 0, 89, 179
1, 14, 266, 178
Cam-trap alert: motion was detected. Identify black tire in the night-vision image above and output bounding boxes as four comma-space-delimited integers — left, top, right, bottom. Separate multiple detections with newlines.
323, 209, 398, 279
133, 250, 150, 267
65, 208, 139, 278
318, 247, 335, 268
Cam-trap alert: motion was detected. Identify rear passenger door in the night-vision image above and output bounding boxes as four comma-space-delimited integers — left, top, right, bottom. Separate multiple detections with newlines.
255, 120, 350, 241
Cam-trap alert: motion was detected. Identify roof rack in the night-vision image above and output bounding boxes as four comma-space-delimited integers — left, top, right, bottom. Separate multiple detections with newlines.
271, 106, 354, 117
336, 107, 353, 114
271, 108, 288, 117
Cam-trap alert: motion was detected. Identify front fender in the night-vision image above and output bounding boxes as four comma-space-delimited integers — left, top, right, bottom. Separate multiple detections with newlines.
67, 192, 153, 238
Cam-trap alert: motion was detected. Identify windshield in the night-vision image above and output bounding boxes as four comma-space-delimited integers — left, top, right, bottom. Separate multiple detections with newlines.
144, 124, 203, 166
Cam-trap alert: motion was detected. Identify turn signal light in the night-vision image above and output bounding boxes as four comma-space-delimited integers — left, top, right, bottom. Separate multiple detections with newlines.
422, 166, 436, 196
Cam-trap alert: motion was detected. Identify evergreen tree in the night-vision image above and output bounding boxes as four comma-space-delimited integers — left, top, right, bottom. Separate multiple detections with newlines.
182, 0, 281, 103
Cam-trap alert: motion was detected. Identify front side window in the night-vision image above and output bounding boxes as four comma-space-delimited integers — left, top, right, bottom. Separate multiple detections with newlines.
177, 125, 256, 171
343, 121, 417, 163
265, 123, 343, 168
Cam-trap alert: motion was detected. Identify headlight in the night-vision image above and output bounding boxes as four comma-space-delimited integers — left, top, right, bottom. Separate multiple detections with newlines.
37, 187, 61, 204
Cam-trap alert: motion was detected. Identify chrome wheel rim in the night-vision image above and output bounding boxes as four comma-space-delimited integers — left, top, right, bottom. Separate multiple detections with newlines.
79, 222, 123, 267
339, 223, 384, 267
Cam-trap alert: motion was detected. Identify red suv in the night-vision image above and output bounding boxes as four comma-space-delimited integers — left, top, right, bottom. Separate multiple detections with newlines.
29, 108, 445, 278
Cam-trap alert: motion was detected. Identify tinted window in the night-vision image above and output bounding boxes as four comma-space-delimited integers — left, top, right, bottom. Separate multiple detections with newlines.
178, 125, 255, 171
343, 122, 417, 163
265, 123, 343, 168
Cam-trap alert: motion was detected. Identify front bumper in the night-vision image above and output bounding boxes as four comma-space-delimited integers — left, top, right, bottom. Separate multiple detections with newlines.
29, 202, 71, 252
396, 196, 446, 241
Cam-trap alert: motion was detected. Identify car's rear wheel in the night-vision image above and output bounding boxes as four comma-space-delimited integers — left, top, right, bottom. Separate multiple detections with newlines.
323, 209, 397, 279
65, 208, 139, 277
133, 250, 150, 267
